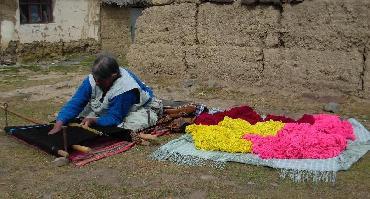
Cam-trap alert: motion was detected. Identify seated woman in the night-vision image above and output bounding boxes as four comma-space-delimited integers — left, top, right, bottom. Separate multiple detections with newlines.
49, 54, 162, 135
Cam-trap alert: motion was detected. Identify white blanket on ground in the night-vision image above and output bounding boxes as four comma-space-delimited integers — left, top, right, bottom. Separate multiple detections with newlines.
151, 118, 370, 182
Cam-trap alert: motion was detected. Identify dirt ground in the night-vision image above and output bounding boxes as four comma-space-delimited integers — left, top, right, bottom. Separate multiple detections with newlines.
0, 55, 369, 198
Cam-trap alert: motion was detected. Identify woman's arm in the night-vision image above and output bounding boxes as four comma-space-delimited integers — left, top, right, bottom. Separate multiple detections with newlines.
56, 77, 92, 124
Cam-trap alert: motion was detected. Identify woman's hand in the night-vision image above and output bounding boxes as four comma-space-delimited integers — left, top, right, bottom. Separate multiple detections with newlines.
80, 117, 97, 127
48, 121, 64, 135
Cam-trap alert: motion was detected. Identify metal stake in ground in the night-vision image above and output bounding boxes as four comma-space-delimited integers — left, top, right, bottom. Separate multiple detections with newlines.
3, 103, 8, 127
0, 103, 43, 125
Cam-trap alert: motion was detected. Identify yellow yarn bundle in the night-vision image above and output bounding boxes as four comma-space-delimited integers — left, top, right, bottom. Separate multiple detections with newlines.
186, 117, 285, 153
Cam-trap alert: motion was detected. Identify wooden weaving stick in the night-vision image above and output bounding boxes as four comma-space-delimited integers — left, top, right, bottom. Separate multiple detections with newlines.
163, 104, 196, 115
71, 145, 92, 153
68, 123, 104, 136
68, 123, 157, 142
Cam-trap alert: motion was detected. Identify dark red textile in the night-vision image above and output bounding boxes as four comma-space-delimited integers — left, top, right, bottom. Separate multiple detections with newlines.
194, 105, 262, 125
194, 105, 315, 126
264, 114, 315, 124
295, 114, 315, 124
263, 115, 296, 123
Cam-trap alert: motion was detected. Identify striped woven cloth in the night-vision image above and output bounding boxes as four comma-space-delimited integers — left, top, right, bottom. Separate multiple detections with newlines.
69, 137, 135, 166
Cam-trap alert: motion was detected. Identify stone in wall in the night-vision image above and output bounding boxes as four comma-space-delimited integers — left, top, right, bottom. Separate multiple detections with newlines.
62, 39, 100, 54
134, 3, 197, 45
151, 0, 175, 5
259, 0, 280, 4
16, 41, 47, 62
173, 0, 200, 4
282, 0, 370, 51
263, 48, 363, 96
0, 41, 17, 65
197, 3, 280, 47
2, 39, 99, 63
186, 46, 263, 87
207, 0, 235, 4
241, 0, 282, 5
150, 0, 202, 5
44, 42, 64, 57
282, 0, 304, 3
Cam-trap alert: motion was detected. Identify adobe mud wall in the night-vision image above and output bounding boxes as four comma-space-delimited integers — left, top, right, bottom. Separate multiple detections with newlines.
100, 4, 132, 61
124, 0, 370, 99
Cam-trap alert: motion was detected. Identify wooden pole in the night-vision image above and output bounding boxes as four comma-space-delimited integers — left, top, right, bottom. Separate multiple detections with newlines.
68, 123, 104, 136
0, 104, 43, 124
71, 145, 92, 153
3, 103, 8, 127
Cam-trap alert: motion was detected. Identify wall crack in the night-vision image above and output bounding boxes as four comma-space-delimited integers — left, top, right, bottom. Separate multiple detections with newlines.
277, 2, 284, 48
360, 45, 367, 91
183, 50, 189, 72
195, 3, 200, 45
261, 49, 265, 73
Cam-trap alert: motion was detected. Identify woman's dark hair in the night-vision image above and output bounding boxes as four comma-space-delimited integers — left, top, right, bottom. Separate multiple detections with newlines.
92, 54, 120, 80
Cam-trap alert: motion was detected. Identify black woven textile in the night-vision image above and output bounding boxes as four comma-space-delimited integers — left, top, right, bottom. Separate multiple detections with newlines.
4, 123, 132, 156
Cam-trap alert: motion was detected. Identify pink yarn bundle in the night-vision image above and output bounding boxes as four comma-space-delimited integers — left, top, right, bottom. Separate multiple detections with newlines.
243, 114, 355, 159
